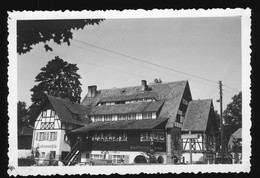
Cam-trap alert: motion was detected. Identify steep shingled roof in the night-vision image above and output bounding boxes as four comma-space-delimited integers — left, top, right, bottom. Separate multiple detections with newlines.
182, 99, 213, 132
47, 95, 91, 126
231, 128, 242, 139
228, 128, 242, 150
89, 100, 164, 115
71, 117, 169, 133
81, 81, 189, 128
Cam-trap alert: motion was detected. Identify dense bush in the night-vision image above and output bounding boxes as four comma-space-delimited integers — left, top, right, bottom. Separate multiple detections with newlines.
18, 157, 35, 166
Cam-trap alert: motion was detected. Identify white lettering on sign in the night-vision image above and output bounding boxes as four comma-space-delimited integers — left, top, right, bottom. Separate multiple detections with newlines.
39, 144, 57, 148
181, 134, 199, 139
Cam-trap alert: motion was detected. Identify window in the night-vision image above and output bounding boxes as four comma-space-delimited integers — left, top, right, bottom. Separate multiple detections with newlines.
36, 132, 49, 141
42, 111, 47, 117
40, 110, 55, 129
50, 110, 55, 117
115, 101, 125, 104
176, 115, 181, 123
180, 116, 184, 123
50, 151, 56, 159
91, 132, 127, 142
72, 114, 81, 121
118, 114, 127, 121
112, 155, 125, 164
142, 112, 152, 119
94, 116, 103, 122
102, 133, 107, 141
104, 115, 112, 122
127, 114, 136, 120
86, 154, 90, 159
39, 132, 45, 141
50, 132, 57, 141
140, 132, 165, 142
41, 152, 45, 158
91, 154, 103, 160
183, 99, 188, 105
112, 132, 119, 141
64, 134, 69, 142
159, 133, 165, 142
140, 132, 150, 142
119, 132, 127, 141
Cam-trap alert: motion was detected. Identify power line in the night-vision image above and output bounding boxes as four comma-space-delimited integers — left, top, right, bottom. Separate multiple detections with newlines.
34, 47, 154, 81
223, 88, 237, 98
223, 84, 240, 94
71, 41, 219, 88
73, 38, 218, 84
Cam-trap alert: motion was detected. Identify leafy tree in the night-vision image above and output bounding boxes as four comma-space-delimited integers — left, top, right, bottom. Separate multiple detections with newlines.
223, 92, 242, 147
17, 19, 104, 54
154, 78, 162, 84
17, 101, 28, 129
214, 110, 221, 151
29, 56, 82, 115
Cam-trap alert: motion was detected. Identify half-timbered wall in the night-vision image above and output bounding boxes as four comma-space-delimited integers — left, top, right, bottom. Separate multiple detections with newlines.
32, 106, 71, 161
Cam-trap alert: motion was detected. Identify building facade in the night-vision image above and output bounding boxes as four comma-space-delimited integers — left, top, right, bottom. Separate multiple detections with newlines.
181, 99, 217, 164
29, 80, 217, 165
30, 96, 89, 165
228, 128, 242, 164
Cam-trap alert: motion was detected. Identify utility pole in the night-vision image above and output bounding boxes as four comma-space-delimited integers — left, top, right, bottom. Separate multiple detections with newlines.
189, 130, 192, 164
219, 81, 224, 157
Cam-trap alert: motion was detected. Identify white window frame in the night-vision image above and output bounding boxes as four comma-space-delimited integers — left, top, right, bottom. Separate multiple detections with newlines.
104, 115, 112, 122
112, 155, 125, 164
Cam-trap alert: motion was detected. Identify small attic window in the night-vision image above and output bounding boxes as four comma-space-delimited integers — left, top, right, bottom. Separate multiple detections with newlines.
72, 113, 81, 122
121, 89, 126, 94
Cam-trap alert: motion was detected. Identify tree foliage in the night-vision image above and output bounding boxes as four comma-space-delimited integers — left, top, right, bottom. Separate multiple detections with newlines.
154, 78, 162, 84
30, 56, 82, 112
17, 101, 28, 128
214, 110, 221, 151
17, 19, 104, 54
223, 92, 242, 145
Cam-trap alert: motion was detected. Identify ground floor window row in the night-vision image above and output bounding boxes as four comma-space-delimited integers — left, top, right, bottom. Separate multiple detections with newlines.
91, 112, 156, 122
35, 131, 58, 141
87, 154, 128, 164
86, 153, 164, 164
36, 151, 57, 159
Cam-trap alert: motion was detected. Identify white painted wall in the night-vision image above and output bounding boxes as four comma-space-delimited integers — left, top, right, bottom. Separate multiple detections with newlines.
182, 153, 204, 164
18, 150, 32, 158
182, 133, 203, 151
80, 150, 167, 164
32, 109, 71, 161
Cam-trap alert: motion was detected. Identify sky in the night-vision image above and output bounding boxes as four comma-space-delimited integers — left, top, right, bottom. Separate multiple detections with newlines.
17, 17, 242, 113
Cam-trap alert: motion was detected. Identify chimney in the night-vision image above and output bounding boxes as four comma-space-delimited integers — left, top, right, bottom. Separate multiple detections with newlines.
141, 80, 147, 91
88, 85, 97, 97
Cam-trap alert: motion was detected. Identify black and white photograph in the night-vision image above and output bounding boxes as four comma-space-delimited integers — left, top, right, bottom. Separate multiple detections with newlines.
7, 9, 251, 175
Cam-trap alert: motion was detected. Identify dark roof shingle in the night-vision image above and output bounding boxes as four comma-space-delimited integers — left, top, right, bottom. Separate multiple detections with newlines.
47, 95, 91, 126
81, 81, 189, 128
71, 117, 169, 133
181, 99, 212, 132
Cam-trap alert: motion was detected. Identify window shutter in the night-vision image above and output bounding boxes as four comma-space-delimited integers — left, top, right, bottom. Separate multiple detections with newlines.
46, 132, 49, 140
36, 132, 39, 141
124, 155, 129, 164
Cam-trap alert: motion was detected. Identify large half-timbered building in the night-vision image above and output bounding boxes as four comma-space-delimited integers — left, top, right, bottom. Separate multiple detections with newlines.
29, 80, 217, 165
181, 99, 217, 164
30, 96, 90, 164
